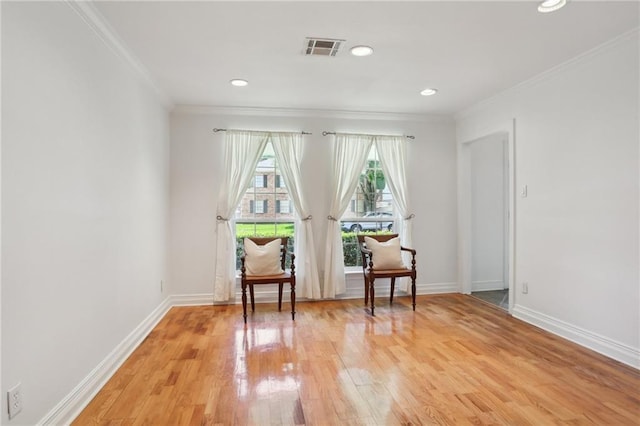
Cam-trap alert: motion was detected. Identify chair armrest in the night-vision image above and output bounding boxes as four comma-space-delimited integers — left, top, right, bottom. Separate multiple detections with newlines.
359, 245, 374, 271
400, 246, 417, 271
400, 246, 416, 256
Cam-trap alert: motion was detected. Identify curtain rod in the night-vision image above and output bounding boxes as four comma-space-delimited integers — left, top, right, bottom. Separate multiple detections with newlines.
322, 131, 415, 140
213, 128, 312, 135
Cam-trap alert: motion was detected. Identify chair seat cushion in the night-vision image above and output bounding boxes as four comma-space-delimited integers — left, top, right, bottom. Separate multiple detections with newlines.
364, 236, 405, 270
246, 272, 291, 280
244, 238, 284, 276
371, 268, 411, 274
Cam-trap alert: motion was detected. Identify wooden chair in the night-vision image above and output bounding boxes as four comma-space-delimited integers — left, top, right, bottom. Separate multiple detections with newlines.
358, 234, 416, 316
240, 237, 296, 324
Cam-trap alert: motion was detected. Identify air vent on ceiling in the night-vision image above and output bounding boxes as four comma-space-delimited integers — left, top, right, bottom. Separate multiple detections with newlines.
304, 38, 345, 56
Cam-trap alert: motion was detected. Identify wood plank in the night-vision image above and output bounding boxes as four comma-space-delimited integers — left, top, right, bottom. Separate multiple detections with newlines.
73, 295, 640, 425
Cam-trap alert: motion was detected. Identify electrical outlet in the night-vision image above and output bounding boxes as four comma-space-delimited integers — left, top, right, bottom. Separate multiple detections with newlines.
7, 382, 23, 419
522, 282, 529, 294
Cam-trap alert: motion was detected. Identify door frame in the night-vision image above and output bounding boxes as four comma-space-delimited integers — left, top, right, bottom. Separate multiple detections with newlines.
457, 119, 515, 313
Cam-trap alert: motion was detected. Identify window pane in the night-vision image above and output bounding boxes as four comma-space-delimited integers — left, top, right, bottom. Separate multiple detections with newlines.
340, 145, 396, 267
236, 142, 295, 269
278, 199, 292, 214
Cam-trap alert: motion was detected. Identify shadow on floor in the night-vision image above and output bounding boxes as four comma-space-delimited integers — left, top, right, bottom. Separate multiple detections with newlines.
471, 289, 508, 310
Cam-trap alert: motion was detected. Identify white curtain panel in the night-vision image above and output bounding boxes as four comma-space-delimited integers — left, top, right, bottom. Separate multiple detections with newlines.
323, 133, 374, 298
375, 136, 414, 292
271, 132, 322, 299
213, 130, 269, 302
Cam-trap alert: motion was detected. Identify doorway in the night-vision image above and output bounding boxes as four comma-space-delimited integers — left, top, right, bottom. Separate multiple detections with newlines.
469, 135, 508, 309
458, 121, 514, 313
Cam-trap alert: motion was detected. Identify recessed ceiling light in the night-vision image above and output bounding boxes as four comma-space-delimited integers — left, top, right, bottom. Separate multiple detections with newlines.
350, 45, 374, 57
420, 88, 438, 96
538, 0, 567, 13
230, 79, 248, 87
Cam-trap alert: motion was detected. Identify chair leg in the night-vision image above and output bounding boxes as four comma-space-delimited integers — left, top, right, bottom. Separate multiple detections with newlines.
390, 277, 396, 304
369, 276, 376, 316
278, 283, 284, 311
364, 278, 369, 305
411, 274, 416, 311
249, 285, 255, 312
290, 280, 296, 321
241, 283, 248, 324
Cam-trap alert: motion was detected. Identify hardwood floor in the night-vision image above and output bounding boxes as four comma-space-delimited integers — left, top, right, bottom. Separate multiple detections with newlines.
73, 294, 640, 425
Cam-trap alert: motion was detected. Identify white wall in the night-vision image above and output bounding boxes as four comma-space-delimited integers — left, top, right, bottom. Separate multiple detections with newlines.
469, 135, 506, 291
1, 2, 170, 424
169, 109, 458, 299
457, 31, 639, 367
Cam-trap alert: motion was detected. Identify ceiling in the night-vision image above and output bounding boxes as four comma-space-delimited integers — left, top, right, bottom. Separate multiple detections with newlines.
92, 1, 639, 115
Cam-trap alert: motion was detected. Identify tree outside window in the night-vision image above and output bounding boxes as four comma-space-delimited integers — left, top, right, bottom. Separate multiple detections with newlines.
341, 146, 395, 267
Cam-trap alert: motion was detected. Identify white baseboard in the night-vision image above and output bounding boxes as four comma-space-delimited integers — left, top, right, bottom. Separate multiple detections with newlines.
421, 281, 460, 294
471, 280, 505, 292
170, 293, 215, 306
38, 297, 172, 425
232, 280, 459, 303
512, 304, 640, 369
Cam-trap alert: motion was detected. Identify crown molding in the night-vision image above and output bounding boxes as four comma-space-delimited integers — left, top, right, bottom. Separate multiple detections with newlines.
65, 0, 173, 109
455, 27, 640, 121
172, 105, 453, 123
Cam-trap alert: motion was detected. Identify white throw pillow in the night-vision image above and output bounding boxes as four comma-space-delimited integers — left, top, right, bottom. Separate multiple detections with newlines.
364, 236, 405, 270
243, 238, 284, 276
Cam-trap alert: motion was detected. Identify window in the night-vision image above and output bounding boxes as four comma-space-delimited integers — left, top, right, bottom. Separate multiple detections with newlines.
276, 199, 292, 214
236, 143, 295, 269
249, 199, 268, 214
254, 175, 267, 188
340, 145, 395, 267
